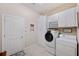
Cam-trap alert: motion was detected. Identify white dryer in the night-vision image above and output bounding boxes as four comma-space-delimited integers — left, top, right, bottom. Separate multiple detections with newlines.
56, 34, 77, 56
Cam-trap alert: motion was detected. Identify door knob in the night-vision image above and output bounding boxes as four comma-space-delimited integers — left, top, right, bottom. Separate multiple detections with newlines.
21, 36, 23, 38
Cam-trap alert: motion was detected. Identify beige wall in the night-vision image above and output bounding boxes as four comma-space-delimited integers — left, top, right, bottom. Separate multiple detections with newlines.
0, 3, 39, 51
0, 15, 2, 51
77, 4, 79, 56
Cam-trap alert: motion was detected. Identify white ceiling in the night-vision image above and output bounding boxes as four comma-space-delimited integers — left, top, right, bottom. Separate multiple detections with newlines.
22, 3, 64, 15
22, 3, 77, 15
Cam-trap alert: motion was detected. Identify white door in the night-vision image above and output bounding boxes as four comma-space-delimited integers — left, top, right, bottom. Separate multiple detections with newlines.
37, 16, 47, 46
2, 15, 26, 55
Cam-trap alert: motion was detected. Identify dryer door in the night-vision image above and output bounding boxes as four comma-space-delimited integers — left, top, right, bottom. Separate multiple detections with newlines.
45, 31, 53, 42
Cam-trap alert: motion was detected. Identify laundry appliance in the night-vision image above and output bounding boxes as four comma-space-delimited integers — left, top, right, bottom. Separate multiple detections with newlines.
37, 16, 59, 56
56, 34, 77, 56
44, 30, 59, 55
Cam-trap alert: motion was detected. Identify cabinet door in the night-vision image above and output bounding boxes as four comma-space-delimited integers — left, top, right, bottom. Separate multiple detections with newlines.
63, 8, 77, 27
58, 8, 77, 27
58, 12, 65, 27
49, 14, 58, 22
47, 14, 58, 28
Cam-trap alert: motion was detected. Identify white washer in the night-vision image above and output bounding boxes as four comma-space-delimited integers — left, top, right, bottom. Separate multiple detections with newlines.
43, 30, 59, 55
37, 15, 59, 55
38, 30, 59, 55
45, 30, 59, 48
56, 35, 77, 56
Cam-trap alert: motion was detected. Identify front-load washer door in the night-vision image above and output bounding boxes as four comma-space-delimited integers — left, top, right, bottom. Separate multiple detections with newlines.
45, 31, 58, 48
45, 31, 53, 42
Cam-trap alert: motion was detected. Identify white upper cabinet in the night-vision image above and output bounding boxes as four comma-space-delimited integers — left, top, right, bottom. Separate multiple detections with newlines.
58, 11, 65, 27
48, 13, 58, 22
47, 14, 58, 28
58, 8, 78, 27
